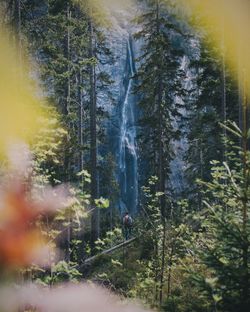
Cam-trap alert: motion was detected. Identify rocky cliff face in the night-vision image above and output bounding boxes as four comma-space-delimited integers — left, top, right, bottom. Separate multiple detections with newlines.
100, 3, 199, 212
99, 2, 141, 215
169, 40, 200, 198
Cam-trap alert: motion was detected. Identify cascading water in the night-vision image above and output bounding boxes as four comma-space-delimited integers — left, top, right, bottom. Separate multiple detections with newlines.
118, 37, 138, 215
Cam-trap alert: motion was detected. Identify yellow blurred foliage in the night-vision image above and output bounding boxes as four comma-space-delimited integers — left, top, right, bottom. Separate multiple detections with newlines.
0, 29, 47, 156
74, 0, 134, 26
178, 0, 250, 96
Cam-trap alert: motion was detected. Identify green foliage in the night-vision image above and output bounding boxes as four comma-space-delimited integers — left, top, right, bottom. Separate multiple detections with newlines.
32, 109, 68, 185
132, 177, 191, 308
135, 0, 185, 182
21, 0, 114, 189
128, 260, 158, 306
95, 228, 123, 252
185, 17, 239, 209
36, 261, 82, 286
191, 150, 250, 311
165, 125, 250, 312
95, 197, 110, 209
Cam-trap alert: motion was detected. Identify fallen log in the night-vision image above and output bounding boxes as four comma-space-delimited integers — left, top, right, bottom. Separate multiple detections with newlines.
80, 237, 137, 268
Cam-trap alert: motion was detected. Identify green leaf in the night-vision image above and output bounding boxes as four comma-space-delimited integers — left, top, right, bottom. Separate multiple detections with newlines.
95, 197, 110, 209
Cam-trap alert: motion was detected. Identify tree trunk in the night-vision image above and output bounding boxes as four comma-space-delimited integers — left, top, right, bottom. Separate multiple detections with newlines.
221, 40, 227, 159
155, 0, 167, 306
77, 70, 84, 175
65, 2, 72, 262
12, 0, 22, 63
15, 0, 21, 44
167, 242, 175, 298
241, 71, 249, 311
66, 2, 71, 116
89, 18, 99, 248
154, 239, 160, 304
155, 0, 165, 215
159, 219, 166, 306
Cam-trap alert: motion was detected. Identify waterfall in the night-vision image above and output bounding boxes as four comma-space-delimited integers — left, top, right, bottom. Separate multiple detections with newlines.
118, 37, 138, 215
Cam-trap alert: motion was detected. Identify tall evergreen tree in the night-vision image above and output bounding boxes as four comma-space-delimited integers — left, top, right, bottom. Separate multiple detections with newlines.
185, 27, 239, 211
134, 0, 187, 305
135, 0, 184, 215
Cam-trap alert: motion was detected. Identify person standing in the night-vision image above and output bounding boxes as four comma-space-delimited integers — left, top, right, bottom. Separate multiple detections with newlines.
123, 212, 133, 240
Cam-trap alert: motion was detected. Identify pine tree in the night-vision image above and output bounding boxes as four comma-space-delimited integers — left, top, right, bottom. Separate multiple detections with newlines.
185, 27, 239, 211
188, 122, 250, 312
135, 0, 184, 210
134, 2, 188, 304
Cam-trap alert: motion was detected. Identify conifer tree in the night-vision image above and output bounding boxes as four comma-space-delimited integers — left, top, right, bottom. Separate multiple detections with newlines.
185, 28, 239, 211
135, 0, 184, 215
134, 2, 188, 305
189, 122, 250, 312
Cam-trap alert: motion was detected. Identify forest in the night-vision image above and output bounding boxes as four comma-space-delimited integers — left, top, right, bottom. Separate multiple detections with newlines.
0, 0, 249, 311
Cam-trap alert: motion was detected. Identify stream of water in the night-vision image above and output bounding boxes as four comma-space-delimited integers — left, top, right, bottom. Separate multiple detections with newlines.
118, 37, 138, 215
